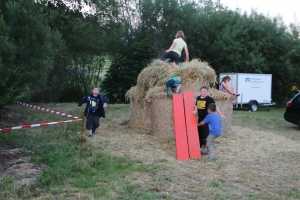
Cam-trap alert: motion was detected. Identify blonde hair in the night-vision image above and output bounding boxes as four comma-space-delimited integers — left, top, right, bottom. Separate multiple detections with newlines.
175, 31, 185, 39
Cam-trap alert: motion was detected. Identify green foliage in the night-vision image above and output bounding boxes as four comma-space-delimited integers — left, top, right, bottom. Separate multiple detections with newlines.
1, 0, 300, 105
137, 0, 196, 58
30, 1, 110, 102
0, 0, 61, 105
189, 8, 300, 103
102, 39, 157, 103
127, 0, 300, 103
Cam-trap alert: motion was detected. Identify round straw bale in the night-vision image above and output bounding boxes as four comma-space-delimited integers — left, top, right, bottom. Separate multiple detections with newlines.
126, 58, 237, 137
149, 95, 174, 137
128, 100, 151, 133
126, 86, 149, 102
215, 100, 234, 133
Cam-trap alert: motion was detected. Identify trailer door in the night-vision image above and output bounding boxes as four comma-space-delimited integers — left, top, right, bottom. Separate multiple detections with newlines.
236, 74, 272, 104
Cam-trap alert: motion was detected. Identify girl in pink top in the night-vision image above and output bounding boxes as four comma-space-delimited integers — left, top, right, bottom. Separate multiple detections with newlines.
220, 76, 239, 96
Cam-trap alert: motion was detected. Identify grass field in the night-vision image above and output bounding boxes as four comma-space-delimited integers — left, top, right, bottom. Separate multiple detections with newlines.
0, 103, 300, 199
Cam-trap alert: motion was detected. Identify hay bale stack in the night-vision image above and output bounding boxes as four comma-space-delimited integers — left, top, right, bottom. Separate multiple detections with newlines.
126, 59, 236, 138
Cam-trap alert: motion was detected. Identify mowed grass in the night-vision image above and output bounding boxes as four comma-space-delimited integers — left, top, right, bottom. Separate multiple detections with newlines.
0, 103, 300, 199
232, 106, 300, 140
0, 103, 157, 199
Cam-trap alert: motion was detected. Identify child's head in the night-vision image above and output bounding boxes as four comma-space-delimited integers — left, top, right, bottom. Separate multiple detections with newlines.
221, 76, 231, 83
175, 31, 185, 39
200, 86, 208, 97
207, 103, 216, 113
91, 85, 99, 96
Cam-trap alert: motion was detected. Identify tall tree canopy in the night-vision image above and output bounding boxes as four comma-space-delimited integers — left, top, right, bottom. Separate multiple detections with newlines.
114, 0, 300, 103
1, 0, 300, 106
0, 0, 61, 105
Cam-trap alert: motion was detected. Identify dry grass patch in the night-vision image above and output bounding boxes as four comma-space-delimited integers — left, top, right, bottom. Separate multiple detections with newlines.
1, 103, 300, 199
90, 113, 300, 199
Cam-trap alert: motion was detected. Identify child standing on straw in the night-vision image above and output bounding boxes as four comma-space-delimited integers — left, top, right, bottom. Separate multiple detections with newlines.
161, 31, 189, 66
192, 86, 225, 150
198, 103, 222, 161
166, 76, 181, 97
77, 85, 109, 138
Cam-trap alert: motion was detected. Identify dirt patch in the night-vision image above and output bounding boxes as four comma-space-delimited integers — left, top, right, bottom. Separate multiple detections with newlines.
0, 145, 49, 185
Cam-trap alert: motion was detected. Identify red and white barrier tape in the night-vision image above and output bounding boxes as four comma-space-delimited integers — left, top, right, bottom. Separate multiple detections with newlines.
0, 102, 82, 132
14, 101, 80, 119
0, 119, 82, 132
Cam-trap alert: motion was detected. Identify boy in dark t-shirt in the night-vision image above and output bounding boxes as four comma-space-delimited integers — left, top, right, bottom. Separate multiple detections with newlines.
192, 86, 225, 149
77, 85, 109, 138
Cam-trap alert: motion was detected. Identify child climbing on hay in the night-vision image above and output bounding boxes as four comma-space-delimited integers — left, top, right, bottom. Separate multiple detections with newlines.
220, 76, 240, 96
77, 85, 109, 138
197, 103, 222, 161
166, 76, 181, 97
192, 86, 225, 150
161, 31, 189, 67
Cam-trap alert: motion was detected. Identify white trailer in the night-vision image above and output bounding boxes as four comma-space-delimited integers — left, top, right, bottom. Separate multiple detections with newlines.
219, 73, 276, 112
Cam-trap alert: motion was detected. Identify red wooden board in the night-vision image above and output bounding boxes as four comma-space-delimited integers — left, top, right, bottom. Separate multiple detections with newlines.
183, 91, 201, 158
172, 94, 189, 161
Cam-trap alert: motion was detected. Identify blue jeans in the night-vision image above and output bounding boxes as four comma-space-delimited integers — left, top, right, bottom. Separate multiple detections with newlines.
161, 51, 180, 64
166, 79, 180, 92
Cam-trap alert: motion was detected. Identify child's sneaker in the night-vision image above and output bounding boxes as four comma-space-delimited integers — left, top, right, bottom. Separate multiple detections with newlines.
163, 58, 171, 63
88, 135, 93, 138
167, 91, 172, 98
207, 156, 217, 161
201, 149, 209, 155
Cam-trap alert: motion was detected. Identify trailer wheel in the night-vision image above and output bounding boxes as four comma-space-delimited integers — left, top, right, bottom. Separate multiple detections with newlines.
249, 100, 258, 112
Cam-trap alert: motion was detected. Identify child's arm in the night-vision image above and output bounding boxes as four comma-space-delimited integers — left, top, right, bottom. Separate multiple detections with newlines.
165, 42, 176, 53
192, 105, 197, 115
77, 95, 88, 110
184, 45, 189, 62
216, 107, 226, 120
198, 121, 205, 126
175, 84, 181, 93
102, 96, 109, 108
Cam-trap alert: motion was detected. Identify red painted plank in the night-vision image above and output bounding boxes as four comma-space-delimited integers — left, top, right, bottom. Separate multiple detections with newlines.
183, 91, 201, 159
172, 94, 189, 161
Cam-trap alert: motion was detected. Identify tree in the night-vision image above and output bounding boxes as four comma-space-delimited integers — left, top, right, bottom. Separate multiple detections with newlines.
0, 0, 61, 106
30, 0, 122, 102
102, 39, 157, 103
187, 8, 300, 103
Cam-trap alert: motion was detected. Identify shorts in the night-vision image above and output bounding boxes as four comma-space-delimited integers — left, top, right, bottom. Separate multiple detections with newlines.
86, 114, 100, 130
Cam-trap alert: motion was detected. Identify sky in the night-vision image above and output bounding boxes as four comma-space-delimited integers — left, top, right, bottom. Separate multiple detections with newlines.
219, 0, 300, 25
